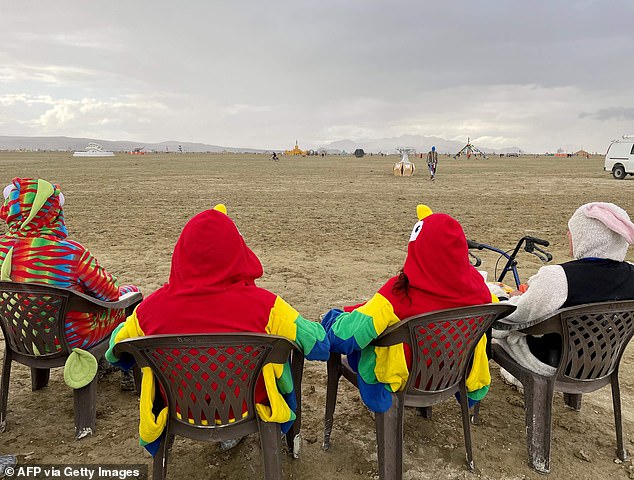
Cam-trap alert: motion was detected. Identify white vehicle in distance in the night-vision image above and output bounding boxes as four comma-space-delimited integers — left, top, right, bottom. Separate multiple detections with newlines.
605, 135, 634, 179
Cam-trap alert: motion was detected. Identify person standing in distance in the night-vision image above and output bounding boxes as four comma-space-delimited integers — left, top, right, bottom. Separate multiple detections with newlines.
427, 146, 438, 181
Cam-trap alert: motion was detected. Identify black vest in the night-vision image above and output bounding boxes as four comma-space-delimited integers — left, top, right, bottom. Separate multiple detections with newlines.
561, 259, 634, 308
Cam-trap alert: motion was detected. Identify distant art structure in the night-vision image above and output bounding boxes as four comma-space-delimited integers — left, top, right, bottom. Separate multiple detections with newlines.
72, 143, 114, 157
284, 140, 308, 156
393, 148, 416, 176
454, 137, 487, 159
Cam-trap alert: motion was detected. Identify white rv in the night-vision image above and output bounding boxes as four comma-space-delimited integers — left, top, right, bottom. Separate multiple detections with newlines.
604, 135, 634, 179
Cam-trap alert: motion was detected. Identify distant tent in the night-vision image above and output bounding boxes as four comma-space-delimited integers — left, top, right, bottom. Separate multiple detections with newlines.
454, 137, 487, 159
574, 149, 590, 158
354, 148, 365, 158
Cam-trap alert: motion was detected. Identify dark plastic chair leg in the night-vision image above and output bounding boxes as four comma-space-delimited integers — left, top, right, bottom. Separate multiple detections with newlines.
611, 374, 627, 461
375, 393, 404, 480
563, 393, 582, 411
152, 433, 169, 480
73, 377, 97, 440
132, 365, 142, 397
458, 382, 475, 471
286, 351, 305, 458
260, 421, 282, 480
0, 350, 12, 432
31, 368, 50, 391
524, 375, 555, 474
323, 353, 342, 450
416, 406, 433, 418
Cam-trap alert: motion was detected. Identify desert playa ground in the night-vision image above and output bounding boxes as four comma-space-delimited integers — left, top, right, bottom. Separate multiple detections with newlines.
0, 151, 633, 479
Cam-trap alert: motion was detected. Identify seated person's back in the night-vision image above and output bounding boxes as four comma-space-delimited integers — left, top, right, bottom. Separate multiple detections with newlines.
0, 177, 138, 349
106, 204, 329, 452
493, 202, 634, 374
323, 205, 495, 412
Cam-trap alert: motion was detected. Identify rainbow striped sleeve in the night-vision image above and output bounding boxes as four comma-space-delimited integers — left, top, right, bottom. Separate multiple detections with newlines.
105, 309, 144, 368
327, 293, 409, 413
328, 292, 400, 354
76, 247, 120, 301
265, 296, 330, 360
105, 311, 168, 455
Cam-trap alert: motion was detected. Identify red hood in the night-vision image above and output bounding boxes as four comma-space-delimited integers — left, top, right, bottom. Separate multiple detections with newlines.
380, 212, 491, 318
404, 213, 482, 295
136, 208, 277, 335
168, 209, 263, 293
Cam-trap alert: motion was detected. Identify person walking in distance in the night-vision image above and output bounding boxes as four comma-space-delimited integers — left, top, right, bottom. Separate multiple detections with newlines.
427, 146, 438, 181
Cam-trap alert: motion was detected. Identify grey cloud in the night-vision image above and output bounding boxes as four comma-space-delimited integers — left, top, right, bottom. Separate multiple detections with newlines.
0, 0, 633, 152
580, 107, 634, 121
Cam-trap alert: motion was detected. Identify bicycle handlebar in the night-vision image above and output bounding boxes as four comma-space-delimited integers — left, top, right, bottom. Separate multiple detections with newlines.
469, 252, 482, 267
467, 240, 484, 250
524, 235, 549, 247
467, 235, 552, 287
530, 245, 553, 262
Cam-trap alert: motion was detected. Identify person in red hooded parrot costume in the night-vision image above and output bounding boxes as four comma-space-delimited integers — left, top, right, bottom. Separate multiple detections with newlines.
321, 205, 497, 413
106, 204, 329, 454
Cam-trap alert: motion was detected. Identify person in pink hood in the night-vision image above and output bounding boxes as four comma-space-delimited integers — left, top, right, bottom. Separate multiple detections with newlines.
493, 202, 634, 375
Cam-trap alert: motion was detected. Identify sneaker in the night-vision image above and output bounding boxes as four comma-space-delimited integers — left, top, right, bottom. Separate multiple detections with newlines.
219, 438, 242, 451
499, 367, 524, 395
97, 357, 118, 380
120, 370, 135, 392
0, 455, 17, 476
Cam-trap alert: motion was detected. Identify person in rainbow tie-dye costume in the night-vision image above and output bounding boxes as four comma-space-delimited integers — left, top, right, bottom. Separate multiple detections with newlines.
0, 177, 140, 351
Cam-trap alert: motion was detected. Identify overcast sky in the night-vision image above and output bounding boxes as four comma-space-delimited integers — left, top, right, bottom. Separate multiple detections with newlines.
1, 0, 633, 153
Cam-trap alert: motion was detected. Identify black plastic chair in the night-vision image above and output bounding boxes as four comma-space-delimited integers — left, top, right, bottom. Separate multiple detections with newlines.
0, 281, 142, 439
114, 333, 304, 480
489, 300, 634, 474
322, 303, 515, 479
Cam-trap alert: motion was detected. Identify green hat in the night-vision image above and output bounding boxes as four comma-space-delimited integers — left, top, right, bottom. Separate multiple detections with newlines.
64, 348, 98, 389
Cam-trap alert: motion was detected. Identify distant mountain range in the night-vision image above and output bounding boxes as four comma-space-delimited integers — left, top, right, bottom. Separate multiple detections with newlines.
320, 135, 523, 155
0, 136, 265, 154
0, 135, 523, 155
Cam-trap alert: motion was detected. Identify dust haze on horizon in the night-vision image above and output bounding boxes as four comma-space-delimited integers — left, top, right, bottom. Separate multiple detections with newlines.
1, 1, 633, 154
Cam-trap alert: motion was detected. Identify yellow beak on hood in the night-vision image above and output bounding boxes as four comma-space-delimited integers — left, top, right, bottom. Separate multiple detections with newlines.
417, 204, 433, 220
213, 203, 227, 215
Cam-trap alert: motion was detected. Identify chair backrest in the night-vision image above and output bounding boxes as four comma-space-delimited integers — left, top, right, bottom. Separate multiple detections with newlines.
0, 281, 142, 362
556, 301, 634, 383
0, 282, 74, 360
114, 333, 298, 440
373, 303, 515, 400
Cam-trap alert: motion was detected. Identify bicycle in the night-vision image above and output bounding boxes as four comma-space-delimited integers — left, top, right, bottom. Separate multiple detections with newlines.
467, 235, 554, 423
467, 236, 553, 291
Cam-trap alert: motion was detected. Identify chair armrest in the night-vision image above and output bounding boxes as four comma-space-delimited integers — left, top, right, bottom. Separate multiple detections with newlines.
519, 315, 563, 335
372, 322, 410, 347
68, 290, 143, 313
112, 338, 150, 368
493, 308, 560, 333
264, 335, 302, 364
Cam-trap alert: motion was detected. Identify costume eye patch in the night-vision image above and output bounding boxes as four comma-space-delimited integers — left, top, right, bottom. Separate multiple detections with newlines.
409, 220, 424, 242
